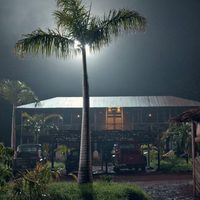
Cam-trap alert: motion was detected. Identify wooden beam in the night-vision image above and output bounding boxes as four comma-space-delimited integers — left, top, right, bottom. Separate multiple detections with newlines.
191, 121, 196, 197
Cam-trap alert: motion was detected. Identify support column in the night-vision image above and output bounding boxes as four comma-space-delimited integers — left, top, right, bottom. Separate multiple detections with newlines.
191, 122, 196, 197
147, 143, 150, 168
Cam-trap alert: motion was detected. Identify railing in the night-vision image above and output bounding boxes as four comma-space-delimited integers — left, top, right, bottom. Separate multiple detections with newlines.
54, 122, 169, 131
17, 122, 169, 133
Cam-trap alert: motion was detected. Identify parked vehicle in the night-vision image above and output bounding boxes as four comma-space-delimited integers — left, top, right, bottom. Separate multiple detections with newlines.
112, 141, 147, 173
13, 144, 46, 174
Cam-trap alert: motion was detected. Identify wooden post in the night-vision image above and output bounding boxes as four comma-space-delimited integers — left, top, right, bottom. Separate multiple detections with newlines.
157, 133, 161, 171
20, 112, 23, 145
147, 143, 150, 168
105, 155, 108, 174
191, 122, 196, 197
94, 111, 97, 131
121, 108, 124, 130
51, 135, 55, 171
101, 144, 104, 171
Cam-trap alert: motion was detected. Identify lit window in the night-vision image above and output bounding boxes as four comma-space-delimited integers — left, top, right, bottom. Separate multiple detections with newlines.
108, 108, 112, 112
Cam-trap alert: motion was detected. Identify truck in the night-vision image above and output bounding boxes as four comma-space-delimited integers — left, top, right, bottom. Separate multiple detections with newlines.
13, 144, 46, 175
112, 141, 147, 173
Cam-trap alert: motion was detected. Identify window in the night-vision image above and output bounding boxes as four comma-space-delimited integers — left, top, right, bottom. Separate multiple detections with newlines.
106, 107, 123, 130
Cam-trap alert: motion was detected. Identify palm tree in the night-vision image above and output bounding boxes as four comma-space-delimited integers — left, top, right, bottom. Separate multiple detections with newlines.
15, 0, 146, 184
22, 112, 63, 143
0, 80, 38, 151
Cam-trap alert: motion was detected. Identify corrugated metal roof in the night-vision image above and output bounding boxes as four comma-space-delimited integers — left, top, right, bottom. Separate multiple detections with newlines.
17, 96, 200, 109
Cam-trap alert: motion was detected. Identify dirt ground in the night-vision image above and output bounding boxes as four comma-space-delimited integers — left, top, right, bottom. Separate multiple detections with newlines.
109, 173, 194, 200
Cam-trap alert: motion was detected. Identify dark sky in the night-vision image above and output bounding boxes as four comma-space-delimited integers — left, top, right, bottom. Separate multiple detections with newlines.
0, 0, 200, 144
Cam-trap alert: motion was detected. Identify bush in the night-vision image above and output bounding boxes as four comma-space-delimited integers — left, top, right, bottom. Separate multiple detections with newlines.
12, 164, 51, 200
47, 182, 152, 200
0, 183, 12, 200
159, 157, 192, 173
0, 144, 14, 199
46, 161, 65, 171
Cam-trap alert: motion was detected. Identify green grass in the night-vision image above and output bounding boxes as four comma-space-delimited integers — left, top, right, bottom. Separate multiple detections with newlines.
47, 182, 152, 200
2, 181, 152, 200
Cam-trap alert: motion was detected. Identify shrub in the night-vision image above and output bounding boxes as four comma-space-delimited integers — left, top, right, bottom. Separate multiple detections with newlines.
0, 144, 14, 199
12, 164, 51, 200
47, 182, 152, 200
99, 175, 112, 183
159, 157, 192, 173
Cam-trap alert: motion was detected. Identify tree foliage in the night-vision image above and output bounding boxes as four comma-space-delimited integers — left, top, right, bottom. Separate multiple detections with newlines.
15, 0, 146, 57
163, 123, 191, 156
22, 112, 63, 143
13, 164, 51, 200
0, 144, 14, 195
0, 79, 38, 106
15, 0, 146, 184
0, 79, 38, 150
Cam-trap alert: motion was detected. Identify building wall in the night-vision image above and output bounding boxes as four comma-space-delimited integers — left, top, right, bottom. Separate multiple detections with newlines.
17, 106, 195, 145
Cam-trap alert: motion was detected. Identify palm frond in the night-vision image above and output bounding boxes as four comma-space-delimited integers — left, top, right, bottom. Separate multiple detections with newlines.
44, 114, 63, 122
54, 10, 74, 30
0, 79, 17, 103
15, 29, 79, 58
22, 112, 32, 119
56, 0, 85, 14
84, 16, 111, 51
104, 9, 146, 31
0, 79, 38, 106
17, 86, 38, 105
54, 0, 90, 43
85, 9, 146, 52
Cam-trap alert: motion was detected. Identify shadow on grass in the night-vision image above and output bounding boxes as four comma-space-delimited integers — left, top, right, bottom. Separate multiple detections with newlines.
79, 183, 96, 200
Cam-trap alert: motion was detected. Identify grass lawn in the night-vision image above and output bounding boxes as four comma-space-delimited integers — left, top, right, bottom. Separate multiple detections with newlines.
1, 180, 152, 200
47, 181, 152, 200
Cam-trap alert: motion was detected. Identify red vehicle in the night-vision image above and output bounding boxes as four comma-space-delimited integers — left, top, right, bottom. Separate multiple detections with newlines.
112, 142, 147, 173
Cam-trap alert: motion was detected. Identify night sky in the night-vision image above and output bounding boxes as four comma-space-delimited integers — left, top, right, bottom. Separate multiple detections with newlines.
0, 0, 200, 145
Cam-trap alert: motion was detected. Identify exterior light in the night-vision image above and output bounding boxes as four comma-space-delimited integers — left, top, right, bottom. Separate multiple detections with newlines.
148, 113, 152, 118
117, 107, 121, 113
108, 108, 112, 112
77, 114, 80, 118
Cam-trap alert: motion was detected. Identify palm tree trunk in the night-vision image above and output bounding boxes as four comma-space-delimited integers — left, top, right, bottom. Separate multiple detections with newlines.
11, 104, 16, 151
78, 46, 93, 184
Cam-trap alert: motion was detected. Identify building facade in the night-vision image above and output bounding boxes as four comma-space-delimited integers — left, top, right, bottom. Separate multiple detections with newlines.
17, 96, 200, 146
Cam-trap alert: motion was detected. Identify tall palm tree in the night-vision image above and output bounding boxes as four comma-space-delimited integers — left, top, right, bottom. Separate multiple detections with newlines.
15, 0, 146, 184
0, 80, 38, 151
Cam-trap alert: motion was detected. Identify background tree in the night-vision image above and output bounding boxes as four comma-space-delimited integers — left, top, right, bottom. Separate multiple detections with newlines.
163, 123, 191, 159
22, 112, 63, 143
15, 0, 146, 184
0, 80, 38, 151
